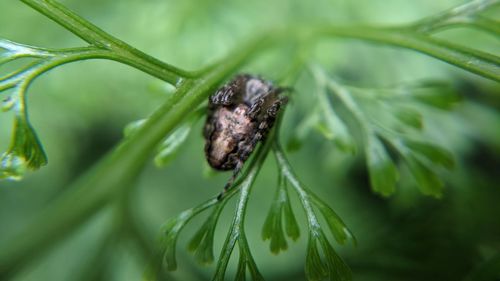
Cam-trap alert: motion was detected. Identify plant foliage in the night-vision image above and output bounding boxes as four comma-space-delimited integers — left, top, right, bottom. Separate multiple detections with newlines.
0, 0, 498, 280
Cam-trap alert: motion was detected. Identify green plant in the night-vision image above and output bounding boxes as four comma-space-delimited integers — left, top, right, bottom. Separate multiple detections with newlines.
0, 0, 498, 280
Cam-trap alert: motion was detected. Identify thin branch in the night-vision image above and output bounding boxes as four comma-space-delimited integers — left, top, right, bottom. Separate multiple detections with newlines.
273, 142, 352, 280
410, 0, 500, 33
20, 0, 195, 85
314, 26, 500, 82
472, 16, 500, 35
273, 142, 322, 234
213, 127, 276, 280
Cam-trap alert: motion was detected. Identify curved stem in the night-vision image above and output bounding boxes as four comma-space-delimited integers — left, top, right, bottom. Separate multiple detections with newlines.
20, 0, 194, 85
273, 142, 322, 234
313, 25, 500, 82
410, 0, 500, 33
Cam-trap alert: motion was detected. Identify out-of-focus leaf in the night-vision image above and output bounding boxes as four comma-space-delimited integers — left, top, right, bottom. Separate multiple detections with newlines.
160, 204, 207, 271
123, 118, 147, 138
404, 140, 455, 169
187, 207, 220, 264
411, 84, 461, 109
286, 110, 321, 152
154, 123, 191, 167
318, 88, 356, 153
286, 136, 303, 152
392, 107, 423, 129
154, 108, 205, 167
313, 121, 335, 140
160, 217, 183, 271
403, 152, 444, 198
366, 135, 399, 196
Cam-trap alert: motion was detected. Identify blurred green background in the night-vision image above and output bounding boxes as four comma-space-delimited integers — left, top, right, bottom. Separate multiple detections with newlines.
1, 0, 499, 280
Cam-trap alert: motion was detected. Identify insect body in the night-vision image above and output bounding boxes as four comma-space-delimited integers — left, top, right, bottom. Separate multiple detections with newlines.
204, 74, 287, 198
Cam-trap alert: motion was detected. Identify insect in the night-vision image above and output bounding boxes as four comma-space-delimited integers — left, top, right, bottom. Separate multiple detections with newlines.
203, 74, 287, 199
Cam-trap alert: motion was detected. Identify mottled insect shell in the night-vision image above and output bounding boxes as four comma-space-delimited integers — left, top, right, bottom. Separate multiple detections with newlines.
204, 74, 287, 174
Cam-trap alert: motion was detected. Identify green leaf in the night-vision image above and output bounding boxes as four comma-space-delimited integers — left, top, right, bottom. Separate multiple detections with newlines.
160, 217, 182, 271
305, 236, 327, 281
311, 194, 356, 246
261, 199, 279, 239
404, 140, 455, 169
123, 118, 146, 138
403, 153, 444, 198
365, 135, 399, 196
318, 235, 352, 281
275, 144, 353, 280
154, 123, 191, 167
246, 253, 265, 281
411, 83, 461, 109
286, 110, 321, 152
1, 116, 47, 180
286, 135, 303, 152
318, 88, 356, 153
269, 215, 288, 254
187, 219, 216, 264
154, 108, 204, 167
283, 189, 300, 241
262, 185, 288, 254
160, 205, 208, 271
187, 204, 223, 264
235, 254, 247, 281
313, 121, 335, 140
392, 107, 423, 129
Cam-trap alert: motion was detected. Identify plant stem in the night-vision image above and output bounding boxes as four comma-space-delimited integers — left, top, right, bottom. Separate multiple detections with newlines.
313, 26, 500, 82
213, 128, 274, 280
20, 0, 194, 85
273, 142, 321, 234
410, 0, 500, 33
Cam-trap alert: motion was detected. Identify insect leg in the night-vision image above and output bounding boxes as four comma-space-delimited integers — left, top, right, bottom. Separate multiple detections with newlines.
217, 160, 244, 200
209, 85, 236, 106
247, 97, 265, 119
209, 76, 247, 107
266, 95, 288, 118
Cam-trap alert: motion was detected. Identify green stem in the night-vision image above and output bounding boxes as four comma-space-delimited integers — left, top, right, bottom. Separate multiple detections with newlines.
273, 142, 322, 234
410, 0, 500, 33
472, 17, 500, 36
213, 128, 275, 280
313, 25, 500, 82
20, 0, 194, 85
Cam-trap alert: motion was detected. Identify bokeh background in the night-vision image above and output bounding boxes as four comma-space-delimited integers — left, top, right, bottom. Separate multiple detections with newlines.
1, 0, 499, 280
